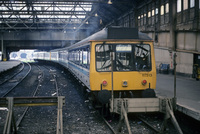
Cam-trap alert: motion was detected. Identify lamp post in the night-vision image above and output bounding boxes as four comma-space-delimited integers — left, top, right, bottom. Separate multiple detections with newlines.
173, 52, 177, 110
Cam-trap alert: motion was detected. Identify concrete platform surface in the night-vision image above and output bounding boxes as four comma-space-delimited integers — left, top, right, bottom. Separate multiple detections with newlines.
0, 60, 21, 73
156, 73, 200, 121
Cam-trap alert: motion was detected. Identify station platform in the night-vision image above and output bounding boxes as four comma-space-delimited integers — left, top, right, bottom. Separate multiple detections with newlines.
156, 73, 200, 121
0, 60, 21, 74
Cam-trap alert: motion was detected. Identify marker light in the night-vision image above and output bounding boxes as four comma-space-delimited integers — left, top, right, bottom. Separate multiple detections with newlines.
122, 81, 128, 87
142, 80, 147, 85
102, 80, 108, 86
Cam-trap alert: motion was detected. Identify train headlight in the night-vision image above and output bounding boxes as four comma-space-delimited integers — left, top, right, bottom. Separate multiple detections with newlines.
102, 80, 108, 86
142, 80, 147, 85
122, 80, 128, 87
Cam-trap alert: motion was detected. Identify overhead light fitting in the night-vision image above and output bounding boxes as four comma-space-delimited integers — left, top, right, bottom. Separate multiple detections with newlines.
95, 13, 98, 17
108, 0, 112, 4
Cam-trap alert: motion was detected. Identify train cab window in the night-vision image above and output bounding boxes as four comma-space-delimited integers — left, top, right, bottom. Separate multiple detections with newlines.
96, 43, 151, 72
115, 45, 133, 71
96, 44, 112, 71
135, 44, 151, 71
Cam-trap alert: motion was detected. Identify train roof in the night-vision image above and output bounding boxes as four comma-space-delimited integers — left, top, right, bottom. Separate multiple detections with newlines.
71, 27, 152, 48
86, 27, 152, 41
53, 27, 152, 51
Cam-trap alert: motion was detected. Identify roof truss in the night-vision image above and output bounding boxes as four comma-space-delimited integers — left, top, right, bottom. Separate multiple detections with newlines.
0, 0, 135, 33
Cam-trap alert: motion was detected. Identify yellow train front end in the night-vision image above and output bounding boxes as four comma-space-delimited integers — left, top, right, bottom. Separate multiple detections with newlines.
90, 40, 156, 103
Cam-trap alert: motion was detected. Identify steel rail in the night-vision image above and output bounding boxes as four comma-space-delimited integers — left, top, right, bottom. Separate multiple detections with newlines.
54, 74, 59, 96
0, 62, 32, 97
0, 61, 24, 86
102, 117, 117, 134
0, 64, 64, 134
15, 64, 44, 129
53, 72, 59, 97
44, 65, 59, 96
0, 96, 64, 134
43, 65, 63, 133
136, 115, 161, 134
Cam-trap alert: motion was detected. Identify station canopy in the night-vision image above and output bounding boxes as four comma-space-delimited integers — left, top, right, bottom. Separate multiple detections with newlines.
0, 1, 92, 23
0, 0, 137, 32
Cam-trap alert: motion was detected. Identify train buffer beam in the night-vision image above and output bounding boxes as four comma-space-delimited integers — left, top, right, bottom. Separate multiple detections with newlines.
110, 97, 183, 134
0, 96, 65, 134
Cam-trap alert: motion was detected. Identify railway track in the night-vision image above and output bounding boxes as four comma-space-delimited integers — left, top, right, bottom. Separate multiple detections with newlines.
0, 61, 24, 86
47, 66, 60, 96
54, 63, 167, 134
90, 104, 165, 134
2, 63, 199, 134
100, 112, 171, 134
15, 64, 44, 130
136, 114, 161, 133
0, 62, 33, 133
16, 64, 61, 133
0, 63, 62, 133
0, 62, 31, 97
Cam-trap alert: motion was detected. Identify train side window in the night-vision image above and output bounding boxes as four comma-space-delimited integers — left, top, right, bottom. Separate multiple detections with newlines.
60, 52, 63, 61
68, 45, 90, 68
59, 52, 62, 59
65, 51, 68, 61
72, 51, 75, 61
87, 47, 90, 69
76, 50, 79, 64
79, 46, 90, 69
79, 50, 83, 64
69, 51, 74, 61
68, 52, 71, 61
83, 50, 87, 65
80, 47, 89, 69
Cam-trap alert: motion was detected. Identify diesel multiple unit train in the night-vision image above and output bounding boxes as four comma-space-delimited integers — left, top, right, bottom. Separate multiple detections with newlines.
33, 27, 156, 104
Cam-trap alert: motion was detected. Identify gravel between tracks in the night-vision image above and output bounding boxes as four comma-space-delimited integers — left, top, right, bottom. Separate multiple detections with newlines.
1, 62, 199, 134
16, 63, 111, 134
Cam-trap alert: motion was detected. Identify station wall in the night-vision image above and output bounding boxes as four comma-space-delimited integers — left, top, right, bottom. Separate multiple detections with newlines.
177, 32, 198, 51
154, 48, 193, 75
149, 31, 196, 75
103, 0, 200, 76
176, 52, 193, 75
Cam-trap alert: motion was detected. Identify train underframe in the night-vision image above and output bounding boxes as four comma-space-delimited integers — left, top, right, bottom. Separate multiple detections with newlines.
86, 88, 156, 105
83, 88, 156, 117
